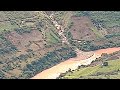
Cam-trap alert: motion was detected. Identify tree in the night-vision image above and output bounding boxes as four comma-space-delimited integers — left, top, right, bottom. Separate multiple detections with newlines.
68, 68, 72, 72
102, 62, 108, 66
77, 66, 81, 69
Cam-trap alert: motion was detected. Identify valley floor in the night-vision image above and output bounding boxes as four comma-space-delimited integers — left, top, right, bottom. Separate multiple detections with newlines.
31, 47, 120, 79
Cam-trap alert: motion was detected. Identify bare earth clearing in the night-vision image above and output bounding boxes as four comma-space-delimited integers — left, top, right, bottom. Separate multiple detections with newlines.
31, 47, 120, 79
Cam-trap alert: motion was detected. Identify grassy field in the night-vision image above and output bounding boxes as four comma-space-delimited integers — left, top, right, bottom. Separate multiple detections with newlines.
0, 21, 19, 33
62, 12, 73, 29
61, 59, 120, 79
63, 66, 100, 79
46, 30, 60, 44
90, 27, 104, 39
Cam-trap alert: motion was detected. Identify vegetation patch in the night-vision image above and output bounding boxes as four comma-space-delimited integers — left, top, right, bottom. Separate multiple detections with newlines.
21, 47, 77, 79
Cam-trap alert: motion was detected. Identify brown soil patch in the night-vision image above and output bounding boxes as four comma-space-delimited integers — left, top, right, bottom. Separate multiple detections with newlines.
4, 30, 45, 51
8, 69, 21, 76
76, 50, 94, 60
70, 16, 97, 40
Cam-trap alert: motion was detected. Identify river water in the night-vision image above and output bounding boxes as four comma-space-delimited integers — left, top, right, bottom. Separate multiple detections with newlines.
31, 47, 120, 79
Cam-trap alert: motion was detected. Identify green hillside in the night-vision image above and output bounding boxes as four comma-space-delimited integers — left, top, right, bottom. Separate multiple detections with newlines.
0, 11, 120, 79
59, 59, 120, 79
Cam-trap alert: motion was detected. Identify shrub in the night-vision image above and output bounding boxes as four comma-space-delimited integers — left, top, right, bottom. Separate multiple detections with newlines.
102, 62, 108, 66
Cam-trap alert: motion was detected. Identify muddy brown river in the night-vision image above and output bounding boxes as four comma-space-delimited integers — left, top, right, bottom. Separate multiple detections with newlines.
31, 47, 120, 79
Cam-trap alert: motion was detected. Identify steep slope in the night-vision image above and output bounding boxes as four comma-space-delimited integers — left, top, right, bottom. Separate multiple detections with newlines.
0, 11, 76, 79
0, 11, 120, 79
69, 16, 99, 41
67, 11, 120, 51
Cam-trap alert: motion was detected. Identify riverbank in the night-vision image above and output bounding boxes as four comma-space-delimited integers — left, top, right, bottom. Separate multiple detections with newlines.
31, 47, 120, 79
